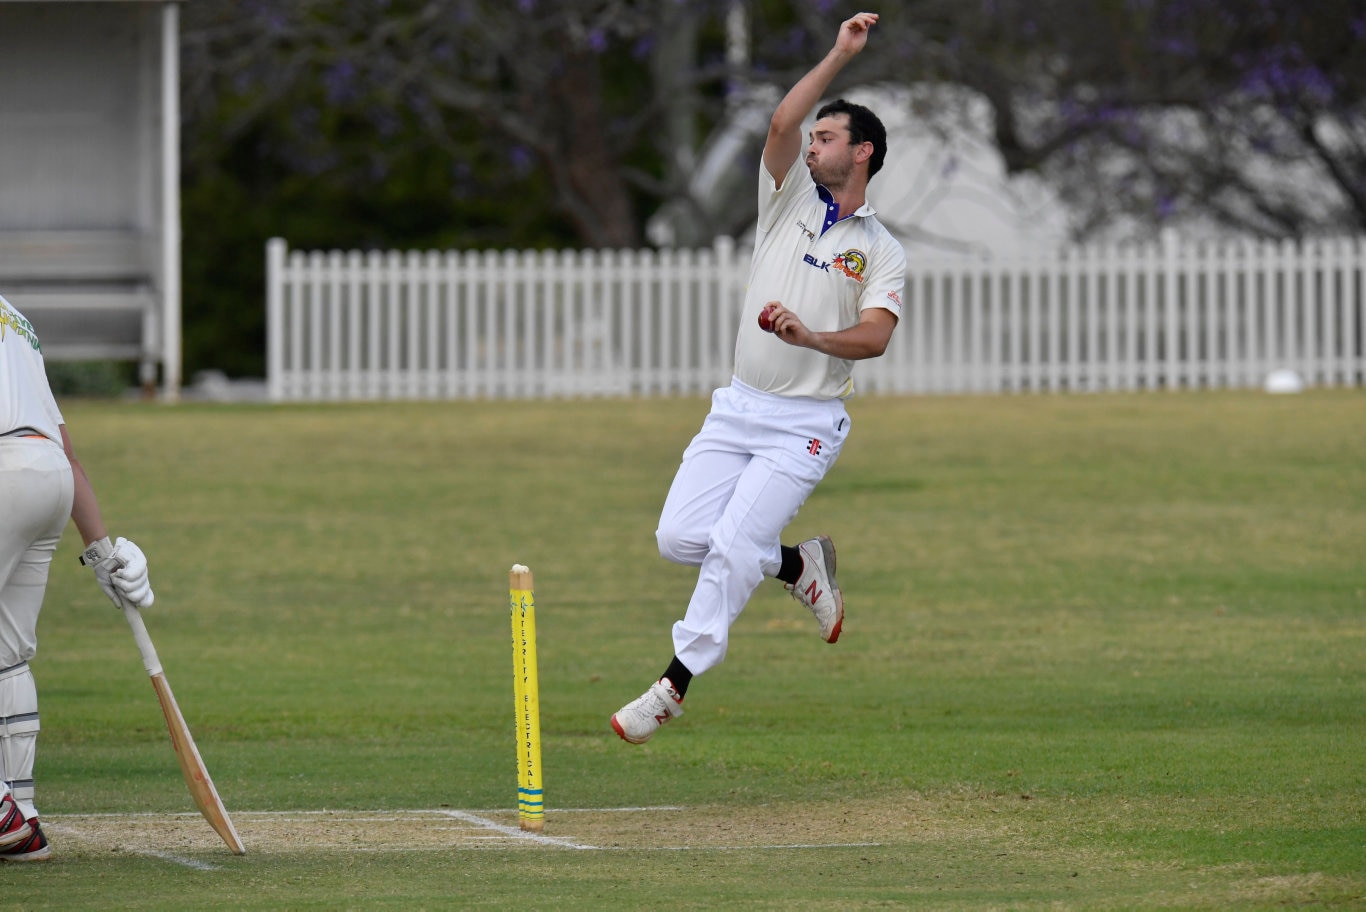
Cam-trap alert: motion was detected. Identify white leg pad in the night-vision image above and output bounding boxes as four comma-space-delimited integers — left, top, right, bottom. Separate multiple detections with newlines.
0, 661, 39, 820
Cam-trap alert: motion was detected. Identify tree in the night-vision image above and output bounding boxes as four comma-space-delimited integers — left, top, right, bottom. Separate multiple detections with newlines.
848, 1, 1366, 239
180, 1, 756, 250
177, 1, 1365, 376
179, 1, 758, 375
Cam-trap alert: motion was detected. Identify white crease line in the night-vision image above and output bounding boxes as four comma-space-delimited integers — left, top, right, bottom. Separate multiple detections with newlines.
46, 806, 685, 820
639, 842, 884, 851
547, 806, 684, 813
435, 809, 599, 850
45, 823, 224, 870
52, 807, 887, 855
49, 811, 211, 819
46, 812, 884, 855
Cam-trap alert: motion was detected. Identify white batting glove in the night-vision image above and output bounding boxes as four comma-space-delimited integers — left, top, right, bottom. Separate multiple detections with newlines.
80, 537, 156, 609
110, 538, 154, 607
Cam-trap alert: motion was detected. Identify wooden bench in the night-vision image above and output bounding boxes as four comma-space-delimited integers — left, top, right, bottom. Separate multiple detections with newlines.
0, 230, 160, 363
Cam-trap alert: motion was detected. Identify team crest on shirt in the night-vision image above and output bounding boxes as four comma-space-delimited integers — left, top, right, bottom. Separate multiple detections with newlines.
832, 249, 867, 283
802, 247, 867, 284
0, 302, 42, 351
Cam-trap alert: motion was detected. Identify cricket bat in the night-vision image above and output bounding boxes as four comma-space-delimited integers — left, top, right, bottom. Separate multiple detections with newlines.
122, 605, 245, 855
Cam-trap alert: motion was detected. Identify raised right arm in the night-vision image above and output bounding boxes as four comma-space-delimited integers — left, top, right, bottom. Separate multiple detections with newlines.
762, 12, 880, 188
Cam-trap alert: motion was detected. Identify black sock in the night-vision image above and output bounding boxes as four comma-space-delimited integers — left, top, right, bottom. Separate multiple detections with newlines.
777, 545, 803, 584
661, 656, 693, 699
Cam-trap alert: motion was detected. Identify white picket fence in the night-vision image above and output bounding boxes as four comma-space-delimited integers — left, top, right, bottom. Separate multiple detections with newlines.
265, 233, 1364, 401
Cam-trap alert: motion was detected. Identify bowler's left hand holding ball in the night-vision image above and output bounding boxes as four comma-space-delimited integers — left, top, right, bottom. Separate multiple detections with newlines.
758, 303, 778, 333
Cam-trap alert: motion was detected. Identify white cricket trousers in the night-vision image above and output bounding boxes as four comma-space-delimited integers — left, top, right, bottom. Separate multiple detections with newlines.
0, 436, 73, 819
656, 378, 849, 675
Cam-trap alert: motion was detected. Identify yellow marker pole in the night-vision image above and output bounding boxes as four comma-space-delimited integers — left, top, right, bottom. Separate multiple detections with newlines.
509, 564, 544, 832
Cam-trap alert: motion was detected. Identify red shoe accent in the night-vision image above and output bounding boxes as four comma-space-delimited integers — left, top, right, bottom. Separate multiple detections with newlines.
0, 796, 29, 850
0, 819, 50, 862
826, 585, 844, 644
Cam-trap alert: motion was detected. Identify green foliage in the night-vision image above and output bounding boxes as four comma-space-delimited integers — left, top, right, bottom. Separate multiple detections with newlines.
178, 1, 699, 380
175, 2, 1366, 378
22, 390, 1366, 908
180, 98, 579, 380
43, 361, 133, 399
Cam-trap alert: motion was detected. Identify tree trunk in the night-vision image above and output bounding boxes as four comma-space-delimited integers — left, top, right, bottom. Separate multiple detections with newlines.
544, 49, 641, 249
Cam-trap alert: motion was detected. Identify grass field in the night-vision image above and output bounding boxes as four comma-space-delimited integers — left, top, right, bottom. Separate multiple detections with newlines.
10, 389, 1364, 909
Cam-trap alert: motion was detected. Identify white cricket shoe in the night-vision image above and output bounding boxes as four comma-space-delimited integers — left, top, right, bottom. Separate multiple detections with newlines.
787, 535, 843, 643
611, 677, 684, 744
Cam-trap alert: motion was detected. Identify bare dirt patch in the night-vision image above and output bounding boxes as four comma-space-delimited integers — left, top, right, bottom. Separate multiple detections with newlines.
45, 794, 982, 859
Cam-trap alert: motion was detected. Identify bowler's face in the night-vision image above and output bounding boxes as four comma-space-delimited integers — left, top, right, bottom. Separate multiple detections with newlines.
805, 114, 858, 190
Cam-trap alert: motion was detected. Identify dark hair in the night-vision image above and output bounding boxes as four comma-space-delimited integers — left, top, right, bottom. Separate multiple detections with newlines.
815, 98, 887, 178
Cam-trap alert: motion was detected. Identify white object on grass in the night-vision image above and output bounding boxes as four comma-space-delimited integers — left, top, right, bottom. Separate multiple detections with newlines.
1264, 369, 1305, 394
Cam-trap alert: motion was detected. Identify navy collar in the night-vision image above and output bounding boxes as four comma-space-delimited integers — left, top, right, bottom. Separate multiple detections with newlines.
815, 184, 877, 235
816, 184, 841, 236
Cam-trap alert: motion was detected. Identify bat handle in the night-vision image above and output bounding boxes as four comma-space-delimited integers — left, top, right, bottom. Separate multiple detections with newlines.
122, 605, 164, 677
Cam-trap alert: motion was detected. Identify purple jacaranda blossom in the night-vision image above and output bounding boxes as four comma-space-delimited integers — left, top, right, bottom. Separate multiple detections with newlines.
1156, 37, 1197, 59
407, 88, 436, 121
778, 26, 807, 56
1239, 54, 1337, 106
508, 145, 535, 176
252, 7, 288, 34
324, 60, 357, 105
369, 107, 401, 139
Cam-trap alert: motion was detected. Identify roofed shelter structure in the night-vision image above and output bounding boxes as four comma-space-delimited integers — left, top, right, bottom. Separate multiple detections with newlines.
0, 0, 182, 396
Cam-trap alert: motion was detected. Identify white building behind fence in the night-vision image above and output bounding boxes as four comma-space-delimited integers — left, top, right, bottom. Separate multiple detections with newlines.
266, 233, 1364, 402
0, 0, 183, 395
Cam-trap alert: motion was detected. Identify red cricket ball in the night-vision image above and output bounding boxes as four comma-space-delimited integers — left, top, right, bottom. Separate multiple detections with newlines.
758, 304, 777, 333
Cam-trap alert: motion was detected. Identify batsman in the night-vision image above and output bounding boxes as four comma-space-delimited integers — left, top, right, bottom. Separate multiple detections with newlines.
0, 293, 156, 860
612, 12, 906, 743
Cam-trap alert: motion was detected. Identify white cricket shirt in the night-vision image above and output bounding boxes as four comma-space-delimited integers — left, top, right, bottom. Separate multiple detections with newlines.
733, 156, 906, 400
1, 294, 65, 441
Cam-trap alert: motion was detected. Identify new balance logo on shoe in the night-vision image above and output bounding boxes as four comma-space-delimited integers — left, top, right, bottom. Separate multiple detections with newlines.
785, 536, 843, 644
611, 678, 685, 745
